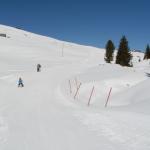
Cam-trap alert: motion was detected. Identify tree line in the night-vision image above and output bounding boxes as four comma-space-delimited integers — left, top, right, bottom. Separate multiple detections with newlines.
105, 36, 150, 67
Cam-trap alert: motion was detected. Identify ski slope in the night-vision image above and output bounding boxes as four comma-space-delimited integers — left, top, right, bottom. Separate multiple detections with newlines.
0, 24, 150, 150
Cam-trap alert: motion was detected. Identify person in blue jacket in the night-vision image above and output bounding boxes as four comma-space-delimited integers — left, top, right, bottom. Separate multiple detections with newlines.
18, 77, 24, 87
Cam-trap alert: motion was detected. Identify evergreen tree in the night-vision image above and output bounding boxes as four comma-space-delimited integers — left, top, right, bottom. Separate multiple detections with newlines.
105, 40, 115, 63
144, 44, 150, 60
116, 36, 132, 67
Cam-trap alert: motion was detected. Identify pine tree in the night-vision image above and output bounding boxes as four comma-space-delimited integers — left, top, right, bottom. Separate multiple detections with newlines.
105, 40, 115, 63
144, 45, 150, 60
116, 36, 132, 67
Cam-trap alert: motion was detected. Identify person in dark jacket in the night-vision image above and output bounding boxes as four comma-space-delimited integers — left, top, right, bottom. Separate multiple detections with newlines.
18, 77, 24, 87
37, 64, 41, 72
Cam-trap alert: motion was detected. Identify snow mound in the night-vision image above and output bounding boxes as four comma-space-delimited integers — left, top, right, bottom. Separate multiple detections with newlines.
0, 24, 149, 150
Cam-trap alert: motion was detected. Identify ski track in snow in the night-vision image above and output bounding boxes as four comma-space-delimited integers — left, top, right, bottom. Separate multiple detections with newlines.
0, 24, 150, 150
74, 111, 150, 150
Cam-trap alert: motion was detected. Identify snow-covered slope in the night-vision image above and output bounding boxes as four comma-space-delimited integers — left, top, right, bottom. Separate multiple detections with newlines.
0, 24, 149, 150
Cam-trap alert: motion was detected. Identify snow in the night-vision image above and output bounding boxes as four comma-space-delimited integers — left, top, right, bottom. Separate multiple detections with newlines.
0, 24, 150, 150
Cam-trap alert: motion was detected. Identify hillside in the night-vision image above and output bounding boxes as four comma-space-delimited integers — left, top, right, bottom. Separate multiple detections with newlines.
0, 25, 149, 150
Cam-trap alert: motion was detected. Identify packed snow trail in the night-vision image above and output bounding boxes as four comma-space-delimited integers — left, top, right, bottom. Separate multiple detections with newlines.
0, 64, 111, 150
1, 64, 150, 150
0, 25, 150, 150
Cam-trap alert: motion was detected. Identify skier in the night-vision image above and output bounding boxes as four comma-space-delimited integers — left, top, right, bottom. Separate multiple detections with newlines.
138, 57, 141, 62
37, 64, 41, 72
18, 77, 24, 87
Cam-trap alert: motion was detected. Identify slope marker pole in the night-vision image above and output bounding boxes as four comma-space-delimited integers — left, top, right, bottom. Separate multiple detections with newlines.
87, 86, 95, 106
105, 87, 112, 107
68, 80, 72, 95
75, 77, 78, 90
74, 82, 82, 100
62, 42, 64, 57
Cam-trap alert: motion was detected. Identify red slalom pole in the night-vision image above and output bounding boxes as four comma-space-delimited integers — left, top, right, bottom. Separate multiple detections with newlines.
75, 78, 78, 90
105, 87, 112, 107
68, 80, 72, 94
88, 86, 95, 106
74, 82, 82, 100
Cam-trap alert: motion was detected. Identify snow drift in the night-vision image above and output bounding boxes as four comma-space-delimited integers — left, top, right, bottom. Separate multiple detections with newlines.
0, 24, 149, 150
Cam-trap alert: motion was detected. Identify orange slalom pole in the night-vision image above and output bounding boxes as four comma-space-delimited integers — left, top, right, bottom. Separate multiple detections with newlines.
75, 78, 78, 90
88, 86, 95, 106
105, 87, 112, 107
74, 82, 82, 100
68, 80, 72, 94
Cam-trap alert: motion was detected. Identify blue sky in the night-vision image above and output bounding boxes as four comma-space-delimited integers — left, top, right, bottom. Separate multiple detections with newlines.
0, 0, 149, 50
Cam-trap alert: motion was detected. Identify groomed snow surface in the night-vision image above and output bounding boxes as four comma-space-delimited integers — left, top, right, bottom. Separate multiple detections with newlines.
0, 24, 150, 150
